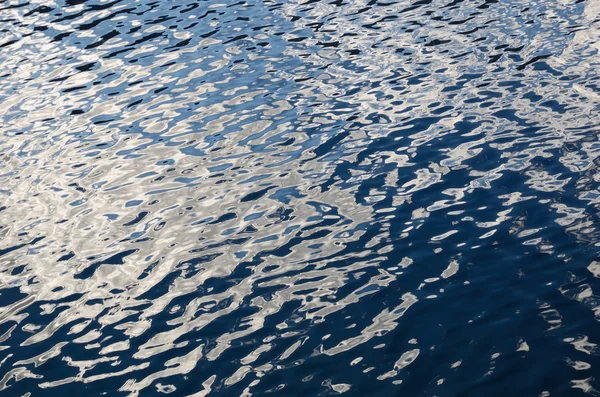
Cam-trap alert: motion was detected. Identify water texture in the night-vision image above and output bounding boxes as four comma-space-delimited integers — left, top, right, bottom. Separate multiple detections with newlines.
1, 0, 600, 395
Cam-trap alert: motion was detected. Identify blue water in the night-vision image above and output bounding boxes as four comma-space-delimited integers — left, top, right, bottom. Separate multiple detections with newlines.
1, 0, 600, 395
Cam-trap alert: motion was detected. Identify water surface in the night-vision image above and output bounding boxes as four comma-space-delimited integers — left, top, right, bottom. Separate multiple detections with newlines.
2, 0, 600, 395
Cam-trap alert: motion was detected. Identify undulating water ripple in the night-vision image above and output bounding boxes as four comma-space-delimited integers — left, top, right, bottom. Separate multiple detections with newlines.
2, 0, 600, 395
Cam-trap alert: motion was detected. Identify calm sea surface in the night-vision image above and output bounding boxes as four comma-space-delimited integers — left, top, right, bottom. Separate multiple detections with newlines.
1, 0, 600, 395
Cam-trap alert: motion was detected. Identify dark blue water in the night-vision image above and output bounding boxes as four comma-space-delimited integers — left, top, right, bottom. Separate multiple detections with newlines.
1, 0, 600, 395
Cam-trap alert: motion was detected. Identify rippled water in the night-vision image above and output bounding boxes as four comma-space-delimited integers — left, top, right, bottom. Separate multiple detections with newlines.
2, 0, 600, 395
